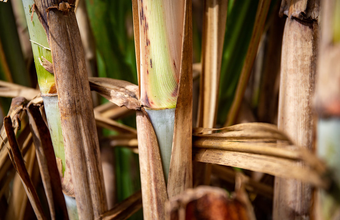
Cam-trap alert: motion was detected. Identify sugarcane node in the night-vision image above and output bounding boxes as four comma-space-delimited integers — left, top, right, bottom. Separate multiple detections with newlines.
46, 2, 75, 13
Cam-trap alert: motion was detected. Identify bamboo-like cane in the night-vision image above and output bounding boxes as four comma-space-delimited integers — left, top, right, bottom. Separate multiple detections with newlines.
21, 0, 72, 219
194, 0, 228, 186
273, 1, 319, 219
31, 1, 107, 219
133, 0, 192, 217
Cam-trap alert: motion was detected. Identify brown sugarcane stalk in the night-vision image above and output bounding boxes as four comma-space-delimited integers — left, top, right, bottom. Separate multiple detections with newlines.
273, 1, 319, 219
34, 1, 107, 218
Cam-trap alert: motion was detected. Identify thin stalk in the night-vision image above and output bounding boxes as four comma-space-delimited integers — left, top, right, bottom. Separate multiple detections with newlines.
36, 1, 108, 218
195, 0, 228, 186
21, 1, 71, 219
273, 1, 319, 219
4, 117, 46, 220
21, 0, 63, 170
225, 0, 271, 126
134, 0, 191, 217
136, 0, 183, 180
22, 0, 107, 219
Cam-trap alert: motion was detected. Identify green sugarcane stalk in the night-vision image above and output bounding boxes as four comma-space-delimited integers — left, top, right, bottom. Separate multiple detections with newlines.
21, 0, 66, 172
137, 0, 182, 182
21, 0, 75, 218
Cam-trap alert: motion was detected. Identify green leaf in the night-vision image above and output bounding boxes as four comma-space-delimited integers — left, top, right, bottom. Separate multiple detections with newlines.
217, 0, 259, 125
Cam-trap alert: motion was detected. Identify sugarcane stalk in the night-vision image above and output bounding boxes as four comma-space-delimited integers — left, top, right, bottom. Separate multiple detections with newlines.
21, 0, 64, 170
22, 0, 107, 219
194, 0, 228, 186
273, 1, 319, 219
134, 0, 193, 218
40, 1, 107, 219
137, 0, 183, 181
20, 1, 72, 219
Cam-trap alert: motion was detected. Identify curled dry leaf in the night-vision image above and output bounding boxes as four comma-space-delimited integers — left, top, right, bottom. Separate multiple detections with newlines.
99, 191, 142, 220
166, 186, 253, 220
0, 80, 40, 100
194, 123, 292, 142
89, 77, 140, 110
4, 116, 46, 220
0, 97, 28, 152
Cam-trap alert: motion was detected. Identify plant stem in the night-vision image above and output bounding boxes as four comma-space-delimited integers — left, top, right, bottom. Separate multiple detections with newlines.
273, 1, 319, 219
138, 0, 181, 108
145, 108, 175, 181
136, 0, 184, 181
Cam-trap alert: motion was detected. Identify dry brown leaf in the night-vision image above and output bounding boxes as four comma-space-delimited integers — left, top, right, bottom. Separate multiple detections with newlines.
0, 81, 39, 100
99, 191, 142, 220
95, 111, 137, 135
0, 126, 32, 185
4, 116, 46, 220
132, 0, 140, 97
5, 145, 36, 220
100, 135, 138, 148
198, 0, 227, 128
194, 149, 327, 189
168, 0, 193, 198
0, 97, 28, 152
194, 0, 228, 187
194, 122, 292, 142
94, 102, 133, 120
89, 77, 140, 110
27, 104, 69, 220
136, 110, 168, 219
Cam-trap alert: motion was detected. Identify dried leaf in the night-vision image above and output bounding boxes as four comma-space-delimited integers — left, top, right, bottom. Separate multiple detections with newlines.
194, 122, 292, 142
198, 0, 228, 128
168, 0, 193, 198
0, 97, 27, 152
99, 191, 142, 220
100, 135, 138, 148
0, 80, 39, 100
132, 0, 140, 96
136, 110, 167, 219
27, 104, 69, 220
94, 102, 133, 120
95, 111, 137, 135
194, 149, 327, 188
4, 116, 46, 220
0, 125, 32, 185
89, 77, 140, 110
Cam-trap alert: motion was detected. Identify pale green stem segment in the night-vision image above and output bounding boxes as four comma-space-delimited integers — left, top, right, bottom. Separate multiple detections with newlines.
333, 1, 340, 43
42, 96, 66, 174
145, 108, 175, 182
22, 1, 55, 95
22, 0, 66, 175
139, 0, 179, 108
317, 118, 340, 220
64, 194, 79, 220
